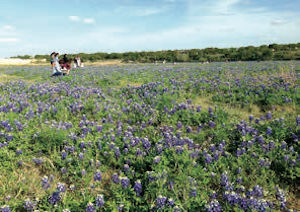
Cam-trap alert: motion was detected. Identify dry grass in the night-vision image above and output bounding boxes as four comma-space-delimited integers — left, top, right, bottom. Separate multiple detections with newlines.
0, 74, 24, 82
0, 164, 59, 201
84, 60, 124, 66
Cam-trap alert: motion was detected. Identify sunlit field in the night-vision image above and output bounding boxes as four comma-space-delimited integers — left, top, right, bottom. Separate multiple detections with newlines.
0, 61, 299, 211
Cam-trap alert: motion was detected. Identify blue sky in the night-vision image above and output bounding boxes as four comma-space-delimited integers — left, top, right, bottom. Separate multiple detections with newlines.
0, 0, 299, 58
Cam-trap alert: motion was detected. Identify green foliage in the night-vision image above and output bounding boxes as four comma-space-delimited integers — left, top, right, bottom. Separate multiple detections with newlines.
10, 43, 300, 63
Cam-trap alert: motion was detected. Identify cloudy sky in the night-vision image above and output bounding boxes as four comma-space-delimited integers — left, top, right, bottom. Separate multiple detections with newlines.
0, 0, 299, 58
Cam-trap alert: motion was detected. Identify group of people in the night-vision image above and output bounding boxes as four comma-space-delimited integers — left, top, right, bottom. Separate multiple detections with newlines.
50, 52, 83, 77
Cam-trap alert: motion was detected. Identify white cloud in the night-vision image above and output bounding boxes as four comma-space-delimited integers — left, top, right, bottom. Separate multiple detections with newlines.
69, 16, 95, 24
114, 6, 164, 17
135, 8, 163, 16
271, 20, 288, 25
83, 18, 95, 24
69, 16, 80, 21
0, 38, 19, 42
3, 25, 15, 31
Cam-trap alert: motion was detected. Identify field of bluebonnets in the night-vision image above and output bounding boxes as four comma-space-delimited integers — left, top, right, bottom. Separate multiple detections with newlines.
0, 61, 299, 212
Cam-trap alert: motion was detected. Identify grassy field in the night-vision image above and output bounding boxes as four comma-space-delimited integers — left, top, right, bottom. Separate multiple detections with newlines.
0, 61, 299, 211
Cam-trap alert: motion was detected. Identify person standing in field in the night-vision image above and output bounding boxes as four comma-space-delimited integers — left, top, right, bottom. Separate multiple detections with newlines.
51, 52, 63, 76
50, 52, 55, 68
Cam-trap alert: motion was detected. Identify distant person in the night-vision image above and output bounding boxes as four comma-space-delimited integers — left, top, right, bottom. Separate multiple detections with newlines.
63, 54, 69, 64
77, 56, 81, 67
61, 54, 71, 75
51, 52, 63, 76
50, 52, 55, 68
73, 56, 79, 68
74, 55, 84, 68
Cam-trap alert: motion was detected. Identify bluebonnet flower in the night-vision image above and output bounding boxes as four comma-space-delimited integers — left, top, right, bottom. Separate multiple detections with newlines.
176, 122, 182, 129
296, 116, 300, 126
24, 199, 36, 211
249, 115, 254, 122
205, 199, 221, 212
248, 185, 264, 198
79, 141, 86, 149
48, 191, 61, 205
275, 187, 286, 209
205, 153, 212, 164
168, 181, 174, 190
0, 205, 11, 212
117, 204, 124, 211
57, 182, 66, 193
95, 194, 105, 208
142, 138, 151, 150
209, 191, 217, 200
86, 202, 96, 212
81, 169, 86, 176
112, 173, 119, 184
63, 209, 71, 212
266, 111, 272, 120
167, 198, 175, 207
156, 144, 163, 155
121, 177, 130, 188
156, 195, 167, 209
197, 124, 202, 133
96, 160, 101, 167
115, 147, 120, 159
186, 126, 192, 133
266, 127, 272, 136
41, 176, 50, 190
16, 149, 22, 156
61, 167, 67, 175
173, 206, 181, 211
189, 187, 197, 197
94, 170, 102, 182
135, 148, 142, 156
61, 150, 67, 160
209, 121, 216, 128
196, 105, 201, 112
32, 157, 43, 165
290, 159, 296, 166
153, 156, 161, 164
123, 164, 130, 173
224, 191, 239, 205
79, 152, 84, 160
220, 172, 233, 191
133, 180, 142, 197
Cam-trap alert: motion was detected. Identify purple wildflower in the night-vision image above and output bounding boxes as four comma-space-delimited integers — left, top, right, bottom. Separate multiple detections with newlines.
0, 205, 11, 212
156, 195, 167, 209
24, 199, 36, 211
205, 199, 221, 212
41, 176, 50, 190
121, 177, 130, 188
86, 202, 96, 212
57, 182, 66, 193
133, 180, 142, 197
48, 192, 61, 205
94, 170, 102, 182
95, 194, 105, 208
112, 173, 119, 184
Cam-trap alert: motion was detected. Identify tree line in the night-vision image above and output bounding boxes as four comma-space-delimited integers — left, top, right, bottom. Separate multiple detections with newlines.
11, 43, 300, 63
